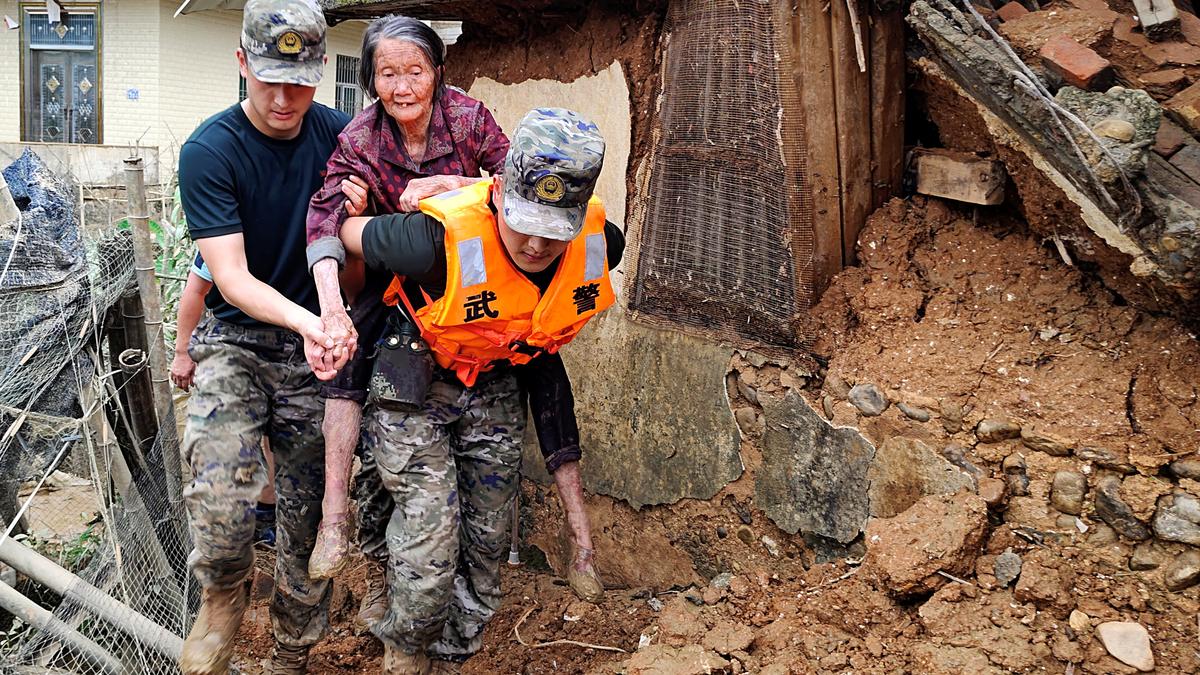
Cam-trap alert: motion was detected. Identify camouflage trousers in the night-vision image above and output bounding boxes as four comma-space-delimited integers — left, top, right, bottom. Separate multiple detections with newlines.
183, 318, 330, 648
355, 439, 392, 564
364, 369, 524, 659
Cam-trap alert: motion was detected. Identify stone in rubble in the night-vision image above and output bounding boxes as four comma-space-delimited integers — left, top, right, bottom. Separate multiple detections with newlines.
1050, 471, 1087, 515
993, 549, 1022, 587
1092, 119, 1136, 142
1162, 549, 1200, 592
1020, 426, 1072, 456
848, 383, 889, 417
1130, 541, 1163, 571
897, 402, 931, 422
977, 418, 1021, 443
702, 621, 755, 655
1167, 458, 1200, 480
1093, 476, 1151, 541
863, 492, 988, 597
626, 645, 731, 675
1095, 621, 1155, 672
1152, 491, 1200, 546
1076, 446, 1135, 474
867, 437, 975, 518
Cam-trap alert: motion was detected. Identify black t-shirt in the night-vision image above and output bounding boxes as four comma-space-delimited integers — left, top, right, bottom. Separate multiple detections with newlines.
178, 102, 350, 327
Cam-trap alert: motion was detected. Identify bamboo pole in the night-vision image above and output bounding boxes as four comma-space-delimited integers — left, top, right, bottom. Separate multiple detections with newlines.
0, 536, 184, 661
123, 156, 183, 512
0, 578, 123, 675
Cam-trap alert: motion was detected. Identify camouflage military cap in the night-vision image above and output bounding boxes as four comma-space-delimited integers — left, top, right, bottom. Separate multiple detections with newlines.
502, 108, 605, 241
241, 0, 326, 87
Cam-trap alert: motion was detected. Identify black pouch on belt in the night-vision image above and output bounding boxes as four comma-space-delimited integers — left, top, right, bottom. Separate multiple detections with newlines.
367, 307, 433, 412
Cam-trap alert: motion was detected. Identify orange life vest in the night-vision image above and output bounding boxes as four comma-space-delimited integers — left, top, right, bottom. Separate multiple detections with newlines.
383, 179, 615, 387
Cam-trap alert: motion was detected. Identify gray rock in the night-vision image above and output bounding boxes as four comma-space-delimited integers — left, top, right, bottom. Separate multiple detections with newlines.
940, 400, 964, 434
1152, 491, 1200, 546
848, 383, 889, 417
977, 418, 1021, 443
760, 535, 781, 557
1076, 447, 1135, 474
1130, 542, 1163, 571
940, 444, 982, 479
1089, 522, 1118, 545
821, 395, 834, 421
1166, 458, 1200, 480
1095, 621, 1155, 672
1002, 453, 1030, 497
1094, 476, 1152, 541
734, 407, 758, 434
1050, 471, 1087, 516
896, 402, 931, 422
1163, 549, 1200, 592
710, 572, 733, 589
756, 391, 875, 543
744, 351, 769, 368
867, 437, 975, 518
1020, 426, 1072, 456
994, 549, 1022, 587
647, 597, 665, 612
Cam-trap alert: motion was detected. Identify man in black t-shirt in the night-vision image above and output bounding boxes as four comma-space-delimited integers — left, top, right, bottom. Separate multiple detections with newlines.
175, 1, 350, 672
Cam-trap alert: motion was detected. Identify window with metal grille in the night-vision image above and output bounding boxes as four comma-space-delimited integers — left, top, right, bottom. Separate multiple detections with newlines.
335, 54, 362, 116
629, 0, 811, 349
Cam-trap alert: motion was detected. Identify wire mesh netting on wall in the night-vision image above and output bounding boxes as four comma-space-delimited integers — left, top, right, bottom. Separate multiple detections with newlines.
1, 150, 195, 674
630, 0, 814, 350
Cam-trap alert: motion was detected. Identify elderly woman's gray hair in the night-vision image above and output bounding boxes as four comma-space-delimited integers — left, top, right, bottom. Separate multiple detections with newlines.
359, 15, 446, 100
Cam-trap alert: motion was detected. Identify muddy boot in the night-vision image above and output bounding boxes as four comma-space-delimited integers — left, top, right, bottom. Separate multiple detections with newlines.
308, 513, 351, 580
566, 546, 603, 603
383, 645, 430, 675
179, 583, 249, 675
265, 642, 310, 674
355, 558, 388, 632
429, 659, 462, 674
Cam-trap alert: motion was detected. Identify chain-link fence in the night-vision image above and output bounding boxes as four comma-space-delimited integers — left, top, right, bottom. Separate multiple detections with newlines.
1, 149, 195, 675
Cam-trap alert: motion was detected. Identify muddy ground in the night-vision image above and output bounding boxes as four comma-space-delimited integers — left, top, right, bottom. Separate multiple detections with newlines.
231, 195, 1200, 673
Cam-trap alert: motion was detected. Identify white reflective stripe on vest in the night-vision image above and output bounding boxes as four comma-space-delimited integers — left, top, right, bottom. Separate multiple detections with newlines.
458, 237, 487, 287
584, 233, 605, 282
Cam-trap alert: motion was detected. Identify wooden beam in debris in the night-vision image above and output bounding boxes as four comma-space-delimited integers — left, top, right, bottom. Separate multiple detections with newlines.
1131, 0, 1181, 42
792, 0, 843, 297
915, 149, 1007, 205
831, 0, 874, 267
870, 8, 907, 210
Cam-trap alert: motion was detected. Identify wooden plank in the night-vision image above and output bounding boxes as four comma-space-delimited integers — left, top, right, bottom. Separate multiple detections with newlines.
792, 1, 843, 297
831, 0, 874, 266
914, 149, 1007, 205
870, 7, 907, 210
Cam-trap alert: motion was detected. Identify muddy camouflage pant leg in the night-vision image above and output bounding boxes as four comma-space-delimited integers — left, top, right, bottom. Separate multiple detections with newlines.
367, 372, 523, 658
355, 439, 393, 564
183, 321, 330, 649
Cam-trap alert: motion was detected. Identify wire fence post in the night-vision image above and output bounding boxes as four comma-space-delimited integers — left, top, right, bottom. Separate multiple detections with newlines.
123, 156, 184, 515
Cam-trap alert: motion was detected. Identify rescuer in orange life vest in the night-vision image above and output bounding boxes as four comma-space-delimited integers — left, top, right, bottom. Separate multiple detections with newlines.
337, 107, 624, 673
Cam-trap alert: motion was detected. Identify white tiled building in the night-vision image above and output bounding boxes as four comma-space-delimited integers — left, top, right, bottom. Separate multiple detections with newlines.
0, 0, 367, 180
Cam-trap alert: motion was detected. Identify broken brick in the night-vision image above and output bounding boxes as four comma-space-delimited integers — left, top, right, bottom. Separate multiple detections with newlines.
1138, 68, 1190, 98
996, 1, 1029, 22
1169, 144, 1200, 184
1154, 119, 1190, 158
1166, 80, 1200, 137
1143, 40, 1200, 67
1040, 35, 1112, 90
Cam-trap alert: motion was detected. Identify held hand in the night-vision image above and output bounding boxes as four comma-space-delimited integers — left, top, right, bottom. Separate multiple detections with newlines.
170, 352, 196, 391
321, 303, 359, 367
295, 312, 341, 381
397, 175, 461, 212
341, 176, 370, 217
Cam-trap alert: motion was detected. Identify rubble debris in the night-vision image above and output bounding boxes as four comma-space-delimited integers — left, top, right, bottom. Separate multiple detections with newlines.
867, 436, 975, 518
1021, 425, 1072, 456
1040, 35, 1114, 90
976, 418, 1021, 443
896, 401, 931, 422
1068, 609, 1091, 635
1151, 490, 1200, 545
914, 149, 1006, 205
757, 392, 874, 543
847, 383, 889, 416
1152, 118, 1188, 157
1129, 541, 1163, 570
863, 491, 988, 597
1093, 475, 1153, 541
626, 644, 730, 675
1095, 621, 1155, 672
1132, 0, 1181, 42
995, 1, 1028, 23
1050, 471, 1088, 515
1166, 80, 1200, 135
1162, 549, 1200, 591
993, 549, 1022, 587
